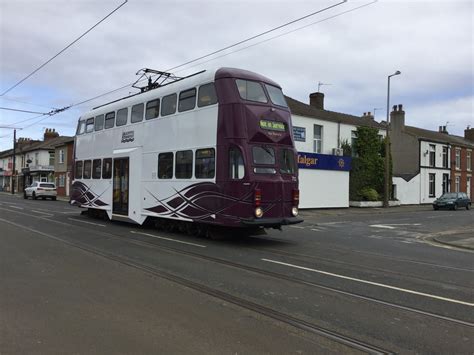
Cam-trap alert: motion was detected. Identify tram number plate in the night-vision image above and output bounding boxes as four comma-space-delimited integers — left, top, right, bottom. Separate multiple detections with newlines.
260, 120, 286, 131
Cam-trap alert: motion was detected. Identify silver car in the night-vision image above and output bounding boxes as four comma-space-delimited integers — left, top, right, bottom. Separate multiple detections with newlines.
24, 182, 57, 200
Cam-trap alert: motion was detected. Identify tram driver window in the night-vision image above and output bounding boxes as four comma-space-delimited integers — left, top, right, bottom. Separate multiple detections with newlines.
229, 147, 245, 179
252, 146, 276, 174
83, 160, 92, 179
175, 150, 193, 179
75, 161, 83, 179
279, 148, 296, 174
195, 148, 215, 179
178, 88, 196, 112
105, 112, 115, 129
102, 158, 112, 179
161, 93, 177, 116
92, 159, 102, 179
158, 153, 173, 179
236, 79, 268, 103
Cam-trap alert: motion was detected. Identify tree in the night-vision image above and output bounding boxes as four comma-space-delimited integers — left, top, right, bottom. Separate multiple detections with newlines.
349, 126, 387, 201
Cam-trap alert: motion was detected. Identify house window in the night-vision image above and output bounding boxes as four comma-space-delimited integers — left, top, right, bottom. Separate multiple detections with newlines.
442, 146, 448, 168
467, 177, 471, 198
455, 149, 461, 169
467, 151, 472, 171
429, 173, 435, 197
59, 149, 65, 164
351, 131, 358, 157
59, 174, 65, 187
442, 174, 449, 194
35, 152, 39, 165
455, 176, 460, 192
49, 151, 55, 166
313, 125, 322, 153
429, 144, 435, 167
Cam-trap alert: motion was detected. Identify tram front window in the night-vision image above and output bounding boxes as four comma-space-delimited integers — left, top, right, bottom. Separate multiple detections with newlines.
252, 146, 276, 174
236, 79, 268, 103
279, 148, 296, 174
265, 84, 288, 107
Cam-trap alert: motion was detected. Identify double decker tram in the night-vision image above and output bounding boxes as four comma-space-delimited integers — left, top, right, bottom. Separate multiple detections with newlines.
72, 68, 303, 236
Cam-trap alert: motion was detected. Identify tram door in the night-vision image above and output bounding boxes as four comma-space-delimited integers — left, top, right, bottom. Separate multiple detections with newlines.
113, 158, 129, 215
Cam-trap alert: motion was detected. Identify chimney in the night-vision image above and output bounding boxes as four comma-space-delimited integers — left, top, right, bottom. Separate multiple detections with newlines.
438, 126, 448, 134
44, 128, 59, 141
465, 126, 474, 141
390, 104, 405, 132
309, 92, 324, 110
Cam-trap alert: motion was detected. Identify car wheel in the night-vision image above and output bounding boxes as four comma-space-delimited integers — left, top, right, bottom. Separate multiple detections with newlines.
453, 203, 458, 211
32, 192, 37, 200
52, 197, 57, 201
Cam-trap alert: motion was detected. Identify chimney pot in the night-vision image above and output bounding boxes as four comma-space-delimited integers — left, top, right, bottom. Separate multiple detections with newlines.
309, 92, 325, 110
398, 104, 403, 111
392, 105, 397, 112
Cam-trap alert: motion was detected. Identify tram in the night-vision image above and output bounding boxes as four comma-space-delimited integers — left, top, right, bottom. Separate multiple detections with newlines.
71, 67, 302, 235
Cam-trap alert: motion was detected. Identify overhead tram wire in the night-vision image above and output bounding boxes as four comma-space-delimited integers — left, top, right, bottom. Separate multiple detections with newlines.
0, 107, 48, 115
2, 0, 369, 135
172, 0, 379, 74
0, 0, 128, 97
56, 0, 350, 111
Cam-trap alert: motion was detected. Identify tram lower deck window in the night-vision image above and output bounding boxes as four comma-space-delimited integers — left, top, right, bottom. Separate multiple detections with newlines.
75, 161, 83, 179
83, 160, 92, 179
102, 158, 112, 179
195, 148, 215, 179
175, 150, 193, 179
92, 159, 102, 179
158, 153, 173, 179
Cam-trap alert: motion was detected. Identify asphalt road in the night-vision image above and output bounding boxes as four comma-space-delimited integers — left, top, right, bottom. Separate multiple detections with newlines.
0, 193, 473, 354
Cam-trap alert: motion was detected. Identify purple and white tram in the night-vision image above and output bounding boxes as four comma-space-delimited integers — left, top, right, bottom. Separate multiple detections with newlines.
72, 68, 303, 234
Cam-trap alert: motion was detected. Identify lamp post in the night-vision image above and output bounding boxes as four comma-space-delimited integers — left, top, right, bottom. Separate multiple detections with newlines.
384, 71, 401, 208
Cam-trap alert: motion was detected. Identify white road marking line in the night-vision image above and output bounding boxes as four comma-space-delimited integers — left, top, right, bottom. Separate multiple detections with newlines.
9, 205, 23, 210
130, 231, 206, 248
68, 218, 106, 227
311, 228, 323, 232
370, 224, 395, 229
262, 258, 474, 307
61, 211, 81, 214
385, 223, 422, 226
32, 210, 54, 216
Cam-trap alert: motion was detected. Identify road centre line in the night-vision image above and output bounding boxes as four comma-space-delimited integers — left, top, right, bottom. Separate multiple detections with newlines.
9, 205, 23, 210
370, 224, 396, 229
68, 218, 106, 227
130, 231, 206, 248
262, 258, 474, 307
32, 210, 54, 216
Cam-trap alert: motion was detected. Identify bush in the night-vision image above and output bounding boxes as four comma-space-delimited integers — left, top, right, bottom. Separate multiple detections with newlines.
359, 187, 379, 201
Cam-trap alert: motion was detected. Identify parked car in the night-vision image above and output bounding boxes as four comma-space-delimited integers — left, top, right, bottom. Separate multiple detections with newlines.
24, 182, 57, 200
432, 192, 471, 210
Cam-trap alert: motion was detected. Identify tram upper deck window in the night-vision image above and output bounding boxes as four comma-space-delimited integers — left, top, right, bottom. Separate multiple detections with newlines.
145, 100, 159, 120
236, 79, 268, 103
195, 148, 215, 179
85, 118, 94, 133
75, 161, 83, 179
95, 114, 104, 131
158, 152, 173, 179
229, 147, 245, 179
198, 83, 218, 107
161, 93, 177, 116
116, 108, 128, 126
252, 146, 276, 174
131, 103, 144, 123
178, 88, 196, 112
265, 84, 288, 107
175, 150, 193, 179
105, 112, 115, 129
76, 120, 86, 135
279, 148, 296, 174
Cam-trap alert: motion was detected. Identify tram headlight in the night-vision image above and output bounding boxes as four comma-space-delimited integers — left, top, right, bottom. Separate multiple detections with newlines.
255, 207, 263, 218
291, 206, 299, 217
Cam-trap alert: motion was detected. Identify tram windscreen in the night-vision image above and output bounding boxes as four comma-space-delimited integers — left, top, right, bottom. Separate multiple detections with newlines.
265, 84, 288, 107
236, 79, 268, 103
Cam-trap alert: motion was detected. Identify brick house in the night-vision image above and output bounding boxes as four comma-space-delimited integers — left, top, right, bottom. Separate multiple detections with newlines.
451, 127, 473, 198
53, 137, 74, 197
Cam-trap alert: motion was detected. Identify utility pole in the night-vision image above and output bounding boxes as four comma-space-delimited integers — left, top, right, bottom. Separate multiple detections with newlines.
0, 126, 22, 194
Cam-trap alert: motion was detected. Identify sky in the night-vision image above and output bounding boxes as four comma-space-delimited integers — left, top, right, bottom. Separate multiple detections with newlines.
0, 0, 472, 151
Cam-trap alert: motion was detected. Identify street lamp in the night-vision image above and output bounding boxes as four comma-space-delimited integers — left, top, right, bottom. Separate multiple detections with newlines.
384, 70, 401, 208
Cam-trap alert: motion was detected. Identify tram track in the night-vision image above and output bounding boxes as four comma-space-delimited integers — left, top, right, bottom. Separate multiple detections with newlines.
0, 215, 392, 355
1, 205, 473, 329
